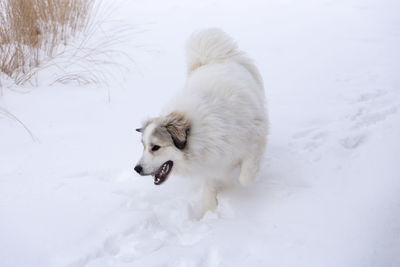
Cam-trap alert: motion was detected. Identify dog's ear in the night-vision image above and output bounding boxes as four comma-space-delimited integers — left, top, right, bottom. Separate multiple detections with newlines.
163, 112, 191, 150
136, 118, 155, 134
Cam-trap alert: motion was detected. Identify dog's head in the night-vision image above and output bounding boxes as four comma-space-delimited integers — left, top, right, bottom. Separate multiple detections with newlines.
134, 112, 190, 185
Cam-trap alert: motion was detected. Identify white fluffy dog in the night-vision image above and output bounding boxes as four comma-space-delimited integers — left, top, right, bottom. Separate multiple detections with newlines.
135, 28, 268, 218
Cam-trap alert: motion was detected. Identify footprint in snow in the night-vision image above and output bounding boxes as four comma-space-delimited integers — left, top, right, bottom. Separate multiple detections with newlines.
340, 89, 399, 149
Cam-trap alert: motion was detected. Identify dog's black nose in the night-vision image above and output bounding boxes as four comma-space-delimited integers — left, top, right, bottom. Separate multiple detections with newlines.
134, 165, 143, 174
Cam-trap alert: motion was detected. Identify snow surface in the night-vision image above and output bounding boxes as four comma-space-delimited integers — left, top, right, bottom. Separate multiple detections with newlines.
1, 0, 400, 266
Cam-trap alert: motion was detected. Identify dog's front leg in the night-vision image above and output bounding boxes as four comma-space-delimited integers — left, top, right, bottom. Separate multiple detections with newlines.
202, 180, 218, 214
189, 180, 218, 219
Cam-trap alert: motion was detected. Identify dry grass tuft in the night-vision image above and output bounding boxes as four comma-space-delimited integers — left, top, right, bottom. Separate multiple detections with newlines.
0, 0, 94, 84
0, 0, 133, 139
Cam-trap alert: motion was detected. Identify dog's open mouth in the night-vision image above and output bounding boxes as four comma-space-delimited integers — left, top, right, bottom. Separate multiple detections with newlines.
152, 160, 173, 185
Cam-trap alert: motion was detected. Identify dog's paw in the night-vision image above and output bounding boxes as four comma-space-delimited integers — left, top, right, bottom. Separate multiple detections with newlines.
238, 174, 255, 186
187, 203, 216, 220
187, 202, 204, 220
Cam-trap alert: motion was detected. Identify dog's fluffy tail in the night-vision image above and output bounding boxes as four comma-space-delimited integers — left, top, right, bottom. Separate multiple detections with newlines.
186, 28, 263, 86
186, 28, 239, 74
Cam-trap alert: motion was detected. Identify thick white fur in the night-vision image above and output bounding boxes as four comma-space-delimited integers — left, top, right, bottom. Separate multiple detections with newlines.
138, 28, 268, 218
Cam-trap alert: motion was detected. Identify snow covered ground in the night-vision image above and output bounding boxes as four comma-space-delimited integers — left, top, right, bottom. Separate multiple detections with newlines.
1, 0, 400, 266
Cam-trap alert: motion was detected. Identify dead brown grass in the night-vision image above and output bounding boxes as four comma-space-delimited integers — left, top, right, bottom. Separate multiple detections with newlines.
0, 0, 94, 83
0, 0, 133, 139
0, 0, 96, 140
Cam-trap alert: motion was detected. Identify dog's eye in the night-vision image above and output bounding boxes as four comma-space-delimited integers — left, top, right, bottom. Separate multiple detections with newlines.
152, 145, 161, 151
